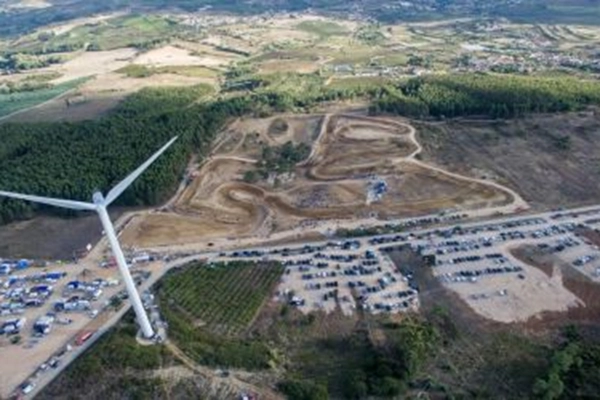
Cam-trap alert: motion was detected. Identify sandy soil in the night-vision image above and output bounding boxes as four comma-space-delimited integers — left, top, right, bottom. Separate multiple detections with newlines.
434, 254, 582, 323
512, 244, 600, 331
133, 45, 227, 68
47, 48, 138, 84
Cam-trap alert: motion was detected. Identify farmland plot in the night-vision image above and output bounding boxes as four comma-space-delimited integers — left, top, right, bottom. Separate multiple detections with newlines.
159, 261, 284, 336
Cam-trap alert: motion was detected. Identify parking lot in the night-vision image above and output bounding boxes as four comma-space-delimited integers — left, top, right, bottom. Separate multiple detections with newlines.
0, 252, 160, 398
219, 205, 600, 324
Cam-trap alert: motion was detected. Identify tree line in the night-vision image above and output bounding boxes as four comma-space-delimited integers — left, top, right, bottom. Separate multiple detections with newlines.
370, 74, 600, 119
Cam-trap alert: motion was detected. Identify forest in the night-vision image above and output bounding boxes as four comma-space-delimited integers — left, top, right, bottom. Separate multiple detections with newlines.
2, 73, 600, 224
0, 84, 252, 224
370, 75, 600, 119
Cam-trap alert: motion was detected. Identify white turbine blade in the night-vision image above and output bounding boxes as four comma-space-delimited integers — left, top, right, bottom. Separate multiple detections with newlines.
0, 190, 96, 211
104, 136, 178, 206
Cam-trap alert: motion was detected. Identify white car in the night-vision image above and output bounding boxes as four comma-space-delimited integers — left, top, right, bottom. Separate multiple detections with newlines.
21, 381, 35, 394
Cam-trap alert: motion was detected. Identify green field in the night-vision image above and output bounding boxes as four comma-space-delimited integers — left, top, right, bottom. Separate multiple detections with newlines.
296, 20, 348, 39
0, 77, 87, 117
159, 261, 284, 336
117, 64, 220, 79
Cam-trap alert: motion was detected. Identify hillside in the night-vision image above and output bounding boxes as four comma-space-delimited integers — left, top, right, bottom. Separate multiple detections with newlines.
2, 0, 600, 39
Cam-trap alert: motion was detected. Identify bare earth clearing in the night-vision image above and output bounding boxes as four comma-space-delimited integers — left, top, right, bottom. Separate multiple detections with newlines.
132, 45, 228, 68
417, 111, 600, 209
433, 243, 582, 323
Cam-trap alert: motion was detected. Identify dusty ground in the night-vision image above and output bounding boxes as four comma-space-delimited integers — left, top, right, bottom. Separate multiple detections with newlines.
121, 113, 518, 248
512, 245, 600, 335
432, 245, 582, 323
0, 209, 123, 260
48, 48, 138, 84
417, 110, 600, 210
132, 45, 228, 68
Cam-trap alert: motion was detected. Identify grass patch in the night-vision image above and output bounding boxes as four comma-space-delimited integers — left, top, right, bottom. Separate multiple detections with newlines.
0, 77, 88, 117
255, 72, 326, 98
156, 65, 220, 78
117, 64, 154, 78
296, 20, 348, 39
355, 25, 386, 45
118, 64, 220, 79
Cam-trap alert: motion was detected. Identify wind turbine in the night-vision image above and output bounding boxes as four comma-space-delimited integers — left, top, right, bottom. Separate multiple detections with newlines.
0, 137, 178, 339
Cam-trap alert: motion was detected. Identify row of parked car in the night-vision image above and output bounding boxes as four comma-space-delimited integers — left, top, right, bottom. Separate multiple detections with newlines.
0, 272, 69, 321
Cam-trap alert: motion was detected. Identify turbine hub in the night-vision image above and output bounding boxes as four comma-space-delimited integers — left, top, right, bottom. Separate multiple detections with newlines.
92, 191, 105, 205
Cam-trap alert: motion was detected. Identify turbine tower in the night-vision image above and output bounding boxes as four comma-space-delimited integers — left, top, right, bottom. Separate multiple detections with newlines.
0, 137, 178, 339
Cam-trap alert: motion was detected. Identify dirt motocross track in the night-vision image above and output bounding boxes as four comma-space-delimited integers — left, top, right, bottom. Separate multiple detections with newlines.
121, 114, 525, 248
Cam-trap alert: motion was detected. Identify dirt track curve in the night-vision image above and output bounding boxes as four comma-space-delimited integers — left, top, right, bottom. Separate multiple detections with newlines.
121, 113, 529, 249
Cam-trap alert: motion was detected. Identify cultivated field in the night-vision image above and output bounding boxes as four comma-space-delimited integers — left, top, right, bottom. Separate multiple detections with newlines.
159, 261, 284, 336
3, 12, 600, 124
